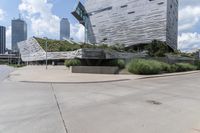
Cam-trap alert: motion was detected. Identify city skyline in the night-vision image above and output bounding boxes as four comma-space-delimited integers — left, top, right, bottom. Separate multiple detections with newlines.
0, 26, 6, 54
12, 18, 27, 51
0, 0, 199, 51
60, 18, 70, 40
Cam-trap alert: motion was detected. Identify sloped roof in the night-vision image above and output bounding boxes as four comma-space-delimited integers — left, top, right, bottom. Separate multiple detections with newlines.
18, 38, 146, 62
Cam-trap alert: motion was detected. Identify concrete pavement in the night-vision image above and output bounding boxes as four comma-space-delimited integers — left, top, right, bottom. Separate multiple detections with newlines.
0, 69, 200, 133
0, 65, 14, 81
0, 82, 66, 133
7, 66, 200, 83
7, 66, 139, 83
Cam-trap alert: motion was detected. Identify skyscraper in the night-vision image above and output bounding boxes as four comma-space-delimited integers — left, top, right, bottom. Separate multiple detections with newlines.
60, 18, 70, 40
84, 0, 178, 50
12, 18, 27, 52
0, 26, 6, 54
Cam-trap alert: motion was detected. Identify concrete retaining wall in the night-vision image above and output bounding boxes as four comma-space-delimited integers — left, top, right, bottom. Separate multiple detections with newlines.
71, 66, 119, 74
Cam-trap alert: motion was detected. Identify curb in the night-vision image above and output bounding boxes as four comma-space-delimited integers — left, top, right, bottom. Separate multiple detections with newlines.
138, 71, 200, 79
20, 79, 131, 84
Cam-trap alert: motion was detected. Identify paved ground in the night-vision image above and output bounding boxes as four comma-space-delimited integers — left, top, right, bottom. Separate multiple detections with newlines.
0, 66, 200, 133
7, 66, 139, 83
7, 66, 199, 83
0, 65, 14, 81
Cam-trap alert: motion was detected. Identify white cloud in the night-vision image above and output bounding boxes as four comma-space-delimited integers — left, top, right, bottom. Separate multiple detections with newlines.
70, 24, 85, 42
178, 4, 200, 51
6, 26, 12, 49
18, 0, 60, 39
179, 6, 200, 31
178, 32, 200, 52
179, 0, 200, 9
0, 9, 5, 20
18, 0, 85, 42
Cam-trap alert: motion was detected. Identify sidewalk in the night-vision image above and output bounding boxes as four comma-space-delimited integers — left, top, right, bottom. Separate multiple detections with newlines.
7, 66, 139, 83
7, 66, 200, 83
138, 70, 200, 79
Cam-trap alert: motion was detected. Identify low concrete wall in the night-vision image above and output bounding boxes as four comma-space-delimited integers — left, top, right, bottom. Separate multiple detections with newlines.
71, 66, 119, 74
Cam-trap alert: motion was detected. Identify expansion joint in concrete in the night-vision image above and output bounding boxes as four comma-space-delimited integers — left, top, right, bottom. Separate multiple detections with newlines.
50, 83, 69, 133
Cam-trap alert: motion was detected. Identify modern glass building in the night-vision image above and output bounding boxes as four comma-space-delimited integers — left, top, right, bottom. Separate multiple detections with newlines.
12, 18, 27, 52
60, 18, 70, 40
0, 26, 6, 54
84, 0, 178, 50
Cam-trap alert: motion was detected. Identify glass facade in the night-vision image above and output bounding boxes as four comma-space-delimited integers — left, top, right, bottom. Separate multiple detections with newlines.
60, 18, 70, 40
72, 2, 88, 26
12, 19, 27, 52
0, 26, 6, 54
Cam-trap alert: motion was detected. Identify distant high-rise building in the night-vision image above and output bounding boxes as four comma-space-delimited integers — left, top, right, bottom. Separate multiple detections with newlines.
12, 18, 27, 52
60, 18, 70, 40
84, 0, 178, 50
0, 26, 6, 54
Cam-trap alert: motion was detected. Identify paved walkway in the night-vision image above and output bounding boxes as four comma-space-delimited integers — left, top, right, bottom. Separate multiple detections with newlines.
7, 66, 140, 83
0, 65, 14, 82
0, 72, 200, 133
7, 66, 200, 83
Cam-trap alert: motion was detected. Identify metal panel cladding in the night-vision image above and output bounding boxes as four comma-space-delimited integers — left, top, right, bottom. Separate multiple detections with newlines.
85, 0, 178, 50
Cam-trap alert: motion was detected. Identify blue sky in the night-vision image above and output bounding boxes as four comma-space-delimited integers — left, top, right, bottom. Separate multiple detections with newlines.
0, 0, 200, 52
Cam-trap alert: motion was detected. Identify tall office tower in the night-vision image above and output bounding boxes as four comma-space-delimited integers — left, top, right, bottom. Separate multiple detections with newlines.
60, 18, 70, 40
85, 0, 178, 50
12, 18, 27, 52
0, 26, 6, 54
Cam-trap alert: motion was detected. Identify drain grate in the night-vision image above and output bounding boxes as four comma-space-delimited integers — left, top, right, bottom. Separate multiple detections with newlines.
146, 100, 162, 105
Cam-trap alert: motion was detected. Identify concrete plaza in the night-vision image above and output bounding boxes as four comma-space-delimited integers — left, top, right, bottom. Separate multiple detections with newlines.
0, 65, 200, 133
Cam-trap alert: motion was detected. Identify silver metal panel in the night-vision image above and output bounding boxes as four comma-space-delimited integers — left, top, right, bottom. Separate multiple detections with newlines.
85, 0, 178, 49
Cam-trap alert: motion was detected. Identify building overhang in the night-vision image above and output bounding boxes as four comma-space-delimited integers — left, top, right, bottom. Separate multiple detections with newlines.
71, 1, 88, 26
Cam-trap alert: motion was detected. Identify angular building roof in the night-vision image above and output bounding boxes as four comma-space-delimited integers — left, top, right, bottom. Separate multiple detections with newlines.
18, 38, 146, 62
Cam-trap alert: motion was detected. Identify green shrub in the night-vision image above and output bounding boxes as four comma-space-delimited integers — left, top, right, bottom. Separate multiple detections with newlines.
169, 64, 179, 73
127, 59, 163, 75
0, 61, 7, 65
105, 59, 125, 69
194, 60, 200, 70
8, 64, 26, 68
160, 62, 172, 72
117, 59, 126, 69
127, 59, 197, 75
64, 59, 81, 67
174, 63, 197, 72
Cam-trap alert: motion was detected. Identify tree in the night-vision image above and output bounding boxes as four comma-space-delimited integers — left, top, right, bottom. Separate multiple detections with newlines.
144, 40, 169, 57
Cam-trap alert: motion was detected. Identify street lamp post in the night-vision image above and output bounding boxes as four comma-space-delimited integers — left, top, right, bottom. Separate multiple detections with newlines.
18, 52, 21, 65
45, 38, 48, 69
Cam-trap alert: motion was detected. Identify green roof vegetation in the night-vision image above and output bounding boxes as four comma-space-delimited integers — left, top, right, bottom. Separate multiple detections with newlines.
35, 37, 81, 52
34, 37, 196, 59
34, 37, 127, 52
